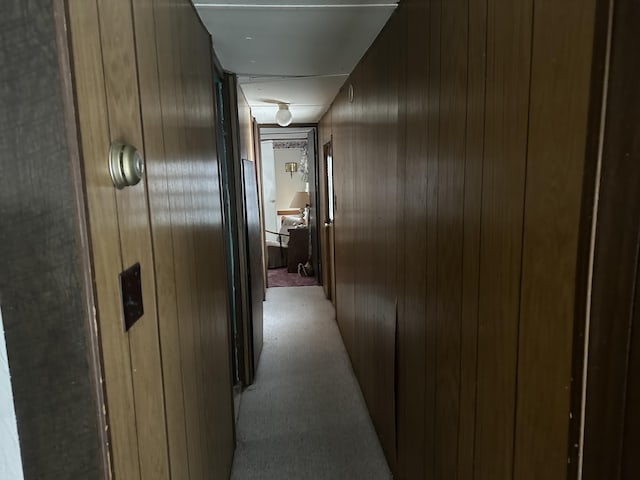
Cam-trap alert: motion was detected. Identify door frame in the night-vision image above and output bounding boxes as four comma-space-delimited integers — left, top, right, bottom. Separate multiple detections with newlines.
576, 0, 640, 476
321, 139, 336, 301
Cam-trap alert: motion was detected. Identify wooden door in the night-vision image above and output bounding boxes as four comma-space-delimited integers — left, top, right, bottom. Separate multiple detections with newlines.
66, 1, 169, 478
307, 128, 321, 282
243, 159, 264, 370
66, 0, 235, 478
321, 140, 336, 301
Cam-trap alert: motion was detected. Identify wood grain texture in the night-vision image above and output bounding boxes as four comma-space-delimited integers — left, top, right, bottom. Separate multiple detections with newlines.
318, 136, 331, 300
253, 120, 268, 299
152, 1, 234, 477
320, 0, 598, 478
458, 0, 487, 477
67, 0, 235, 478
242, 158, 265, 370
130, 0, 190, 477
582, 0, 640, 477
96, 0, 171, 477
434, 0, 467, 476
66, 1, 142, 477
622, 264, 640, 478
332, 85, 356, 358
153, 4, 208, 477
514, 0, 597, 477
424, 1, 440, 476
318, 113, 336, 304
397, 2, 427, 478
237, 89, 263, 372
474, 0, 532, 477
227, 75, 254, 384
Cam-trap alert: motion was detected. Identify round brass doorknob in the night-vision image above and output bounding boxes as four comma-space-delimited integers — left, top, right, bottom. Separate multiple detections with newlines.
109, 142, 144, 189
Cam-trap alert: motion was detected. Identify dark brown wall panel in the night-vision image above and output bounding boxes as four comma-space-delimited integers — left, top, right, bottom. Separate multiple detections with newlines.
582, 0, 640, 478
423, 1, 441, 476
458, 0, 487, 477
321, 0, 598, 478
397, 1, 428, 477
318, 112, 333, 301
434, 0, 467, 476
332, 86, 356, 358
474, 1, 532, 477
514, 0, 597, 477
237, 89, 264, 371
333, 15, 401, 466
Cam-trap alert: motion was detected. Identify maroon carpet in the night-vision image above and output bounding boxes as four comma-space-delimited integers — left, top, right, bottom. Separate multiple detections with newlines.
267, 267, 318, 288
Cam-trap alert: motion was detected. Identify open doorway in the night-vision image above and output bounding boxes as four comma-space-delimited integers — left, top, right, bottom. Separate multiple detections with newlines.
259, 126, 321, 288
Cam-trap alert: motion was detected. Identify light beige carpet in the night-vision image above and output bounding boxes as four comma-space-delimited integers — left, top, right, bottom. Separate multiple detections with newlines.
230, 286, 392, 480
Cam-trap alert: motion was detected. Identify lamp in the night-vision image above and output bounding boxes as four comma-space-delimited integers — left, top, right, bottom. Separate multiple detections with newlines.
275, 103, 293, 127
284, 162, 298, 178
289, 191, 310, 223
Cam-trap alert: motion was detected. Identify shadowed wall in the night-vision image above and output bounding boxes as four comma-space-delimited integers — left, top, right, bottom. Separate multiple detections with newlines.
320, 0, 599, 478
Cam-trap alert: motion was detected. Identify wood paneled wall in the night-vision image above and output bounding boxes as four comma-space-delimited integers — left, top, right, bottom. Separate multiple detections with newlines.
319, 0, 600, 478
581, 0, 640, 477
66, 0, 234, 478
235, 86, 264, 377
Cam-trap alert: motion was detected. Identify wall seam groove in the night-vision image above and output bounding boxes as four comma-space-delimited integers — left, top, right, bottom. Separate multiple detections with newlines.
576, 0, 615, 476
94, 0, 143, 475
511, 0, 537, 477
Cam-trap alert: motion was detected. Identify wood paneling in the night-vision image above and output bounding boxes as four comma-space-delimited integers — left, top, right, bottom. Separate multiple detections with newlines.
623, 271, 640, 478
434, 0, 467, 476
514, 0, 596, 477
236, 85, 264, 374
130, 0, 189, 477
474, 1, 532, 477
96, 0, 171, 477
326, 13, 402, 468
582, 0, 640, 478
317, 122, 332, 301
397, 1, 427, 477
66, 0, 234, 478
332, 84, 356, 358
67, 2, 142, 476
242, 158, 264, 369
458, 0, 487, 477
321, 0, 600, 478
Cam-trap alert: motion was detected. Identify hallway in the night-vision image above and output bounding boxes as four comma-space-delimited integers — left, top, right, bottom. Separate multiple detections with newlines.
231, 286, 391, 479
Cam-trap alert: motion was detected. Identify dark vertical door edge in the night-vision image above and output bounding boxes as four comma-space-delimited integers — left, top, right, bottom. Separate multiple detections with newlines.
581, 0, 640, 477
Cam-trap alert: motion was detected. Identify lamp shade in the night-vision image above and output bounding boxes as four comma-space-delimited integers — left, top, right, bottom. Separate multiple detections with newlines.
289, 191, 310, 209
275, 103, 293, 127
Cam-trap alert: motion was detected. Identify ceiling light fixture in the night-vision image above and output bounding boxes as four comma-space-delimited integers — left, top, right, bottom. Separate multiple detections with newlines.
275, 103, 293, 127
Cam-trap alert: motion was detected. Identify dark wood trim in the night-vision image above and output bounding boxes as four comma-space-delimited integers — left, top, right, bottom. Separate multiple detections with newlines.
581, 0, 640, 477
566, 0, 612, 476
208, 38, 238, 442
252, 118, 268, 297
223, 73, 250, 385
622, 254, 640, 476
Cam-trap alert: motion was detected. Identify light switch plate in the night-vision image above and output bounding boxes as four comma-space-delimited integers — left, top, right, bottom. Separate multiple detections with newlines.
119, 263, 144, 332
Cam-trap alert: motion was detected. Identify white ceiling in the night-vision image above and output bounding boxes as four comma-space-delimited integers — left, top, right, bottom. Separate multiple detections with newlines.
260, 127, 313, 141
194, 1, 397, 124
